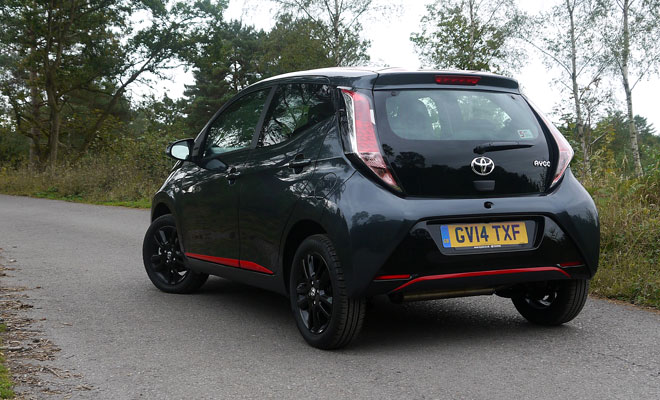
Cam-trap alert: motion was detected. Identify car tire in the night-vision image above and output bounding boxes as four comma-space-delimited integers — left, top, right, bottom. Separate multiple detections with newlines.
142, 214, 208, 294
512, 279, 589, 325
289, 234, 366, 349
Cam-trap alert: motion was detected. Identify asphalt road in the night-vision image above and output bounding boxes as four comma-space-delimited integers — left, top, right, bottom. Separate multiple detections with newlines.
0, 194, 658, 399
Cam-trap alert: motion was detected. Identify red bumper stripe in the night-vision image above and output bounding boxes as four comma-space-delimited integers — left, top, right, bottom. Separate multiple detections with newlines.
185, 253, 273, 275
392, 266, 571, 292
560, 261, 583, 267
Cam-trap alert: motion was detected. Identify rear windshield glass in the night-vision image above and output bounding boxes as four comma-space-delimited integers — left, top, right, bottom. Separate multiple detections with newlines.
375, 90, 543, 141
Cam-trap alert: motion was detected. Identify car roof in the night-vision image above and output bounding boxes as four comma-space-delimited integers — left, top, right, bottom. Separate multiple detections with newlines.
251, 67, 520, 93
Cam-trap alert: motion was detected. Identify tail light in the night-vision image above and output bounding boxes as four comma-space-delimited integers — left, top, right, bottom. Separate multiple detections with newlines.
526, 99, 574, 188
435, 75, 481, 85
340, 88, 401, 191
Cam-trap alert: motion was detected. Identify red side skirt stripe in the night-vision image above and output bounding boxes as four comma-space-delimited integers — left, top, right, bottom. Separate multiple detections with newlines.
392, 266, 571, 292
185, 253, 273, 275
374, 274, 412, 281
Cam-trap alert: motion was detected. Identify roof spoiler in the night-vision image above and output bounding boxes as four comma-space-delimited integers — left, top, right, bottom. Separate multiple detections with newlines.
373, 72, 519, 92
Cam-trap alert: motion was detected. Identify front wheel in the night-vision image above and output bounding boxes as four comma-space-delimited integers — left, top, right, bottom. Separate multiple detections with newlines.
142, 214, 208, 294
512, 279, 589, 325
289, 234, 366, 349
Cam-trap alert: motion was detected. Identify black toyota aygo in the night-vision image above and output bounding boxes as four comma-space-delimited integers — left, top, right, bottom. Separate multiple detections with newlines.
142, 68, 599, 349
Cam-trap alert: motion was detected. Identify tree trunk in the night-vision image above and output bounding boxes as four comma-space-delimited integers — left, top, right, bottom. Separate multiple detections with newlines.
332, 0, 341, 66
468, 0, 475, 68
48, 106, 61, 171
622, 69, 642, 176
621, 0, 644, 177
45, 75, 61, 171
567, 0, 590, 179
29, 70, 40, 169
27, 40, 41, 169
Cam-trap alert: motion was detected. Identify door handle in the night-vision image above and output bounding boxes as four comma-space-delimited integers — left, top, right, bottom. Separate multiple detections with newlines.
288, 158, 312, 169
227, 167, 241, 181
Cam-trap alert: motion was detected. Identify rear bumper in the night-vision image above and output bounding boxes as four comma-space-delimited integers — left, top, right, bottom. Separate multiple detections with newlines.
320, 168, 599, 298
367, 266, 577, 298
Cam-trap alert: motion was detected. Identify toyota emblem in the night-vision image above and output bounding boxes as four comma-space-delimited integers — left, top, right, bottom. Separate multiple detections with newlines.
471, 156, 495, 176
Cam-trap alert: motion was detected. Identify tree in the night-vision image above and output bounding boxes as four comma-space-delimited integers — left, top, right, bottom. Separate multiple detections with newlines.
590, 111, 659, 175
182, 20, 267, 131
599, 0, 660, 177
410, 0, 525, 72
261, 14, 334, 76
0, 0, 228, 169
527, 0, 609, 179
271, 0, 377, 66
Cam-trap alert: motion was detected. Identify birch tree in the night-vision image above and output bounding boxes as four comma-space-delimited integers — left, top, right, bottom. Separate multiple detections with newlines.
527, 0, 609, 179
600, 0, 660, 177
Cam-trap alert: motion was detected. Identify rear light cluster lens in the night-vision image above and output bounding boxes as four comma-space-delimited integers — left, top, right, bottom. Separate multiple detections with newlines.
527, 100, 574, 188
340, 89, 400, 191
435, 75, 481, 85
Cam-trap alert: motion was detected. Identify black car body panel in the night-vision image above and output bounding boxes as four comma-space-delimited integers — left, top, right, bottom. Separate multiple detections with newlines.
150, 67, 599, 302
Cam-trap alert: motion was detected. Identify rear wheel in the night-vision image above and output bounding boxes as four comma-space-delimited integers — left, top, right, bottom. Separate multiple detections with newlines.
289, 234, 366, 349
512, 279, 589, 325
142, 214, 208, 294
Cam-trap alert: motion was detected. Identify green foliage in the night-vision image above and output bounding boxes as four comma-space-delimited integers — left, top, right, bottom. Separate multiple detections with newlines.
588, 169, 660, 308
261, 14, 334, 77
272, 0, 372, 66
0, 0, 230, 168
0, 128, 177, 205
0, 323, 14, 398
410, 0, 525, 72
181, 12, 339, 132
183, 20, 266, 131
565, 111, 659, 180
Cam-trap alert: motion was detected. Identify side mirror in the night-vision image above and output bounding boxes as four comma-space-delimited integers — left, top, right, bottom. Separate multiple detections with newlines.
166, 138, 194, 161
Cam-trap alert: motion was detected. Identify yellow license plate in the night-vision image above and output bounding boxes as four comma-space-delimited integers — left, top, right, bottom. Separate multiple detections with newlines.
440, 222, 528, 249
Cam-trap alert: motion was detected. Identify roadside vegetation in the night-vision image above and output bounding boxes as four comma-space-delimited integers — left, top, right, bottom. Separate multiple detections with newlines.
1, 1, 659, 308
0, 324, 15, 399
588, 170, 660, 308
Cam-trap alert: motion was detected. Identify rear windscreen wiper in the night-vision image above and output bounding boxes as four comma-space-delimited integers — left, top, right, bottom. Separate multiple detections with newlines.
473, 141, 534, 154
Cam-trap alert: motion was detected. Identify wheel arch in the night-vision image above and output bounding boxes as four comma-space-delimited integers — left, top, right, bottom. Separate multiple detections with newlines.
152, 202, 172, 221
280, 219, 327, 294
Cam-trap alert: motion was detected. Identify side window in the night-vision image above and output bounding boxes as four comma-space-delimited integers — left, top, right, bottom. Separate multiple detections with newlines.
203, 89, 270, 158
258, 83, 334, 147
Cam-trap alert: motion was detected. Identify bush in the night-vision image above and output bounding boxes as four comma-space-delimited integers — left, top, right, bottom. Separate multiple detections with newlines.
588, 169, 660, 308
0, 129, 176, 206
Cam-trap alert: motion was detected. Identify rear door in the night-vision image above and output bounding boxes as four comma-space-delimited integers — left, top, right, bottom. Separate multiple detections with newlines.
372, 88, 552, 197
238, 83, 335, 274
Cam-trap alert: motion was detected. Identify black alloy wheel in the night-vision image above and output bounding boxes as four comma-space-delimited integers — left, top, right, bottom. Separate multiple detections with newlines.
295, 252, 334, 334
289, 234, 366, 349
512, 279, 589, 326
142, 214, 208, 294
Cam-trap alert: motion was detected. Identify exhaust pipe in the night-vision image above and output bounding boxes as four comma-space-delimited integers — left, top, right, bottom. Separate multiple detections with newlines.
390, 287, 497, 303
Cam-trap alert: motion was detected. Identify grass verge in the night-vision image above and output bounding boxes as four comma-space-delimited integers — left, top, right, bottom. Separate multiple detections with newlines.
588, 171, 660, 309
0, 324, 15, 398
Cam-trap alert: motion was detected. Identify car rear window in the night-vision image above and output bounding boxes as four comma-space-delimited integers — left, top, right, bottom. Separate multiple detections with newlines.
376, 90, 543, 142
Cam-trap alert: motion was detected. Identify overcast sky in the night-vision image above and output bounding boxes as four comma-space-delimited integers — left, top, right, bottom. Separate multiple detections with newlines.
153, 0, 659, 131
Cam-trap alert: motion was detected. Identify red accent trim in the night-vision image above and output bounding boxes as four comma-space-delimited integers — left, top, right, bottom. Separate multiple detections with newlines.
185, 253, 240, 268
392, 267, 571, 292
239, 260, 274, 274
374, 274, 412, 281
560, 261, 582, 267
184, 253, 273, 275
